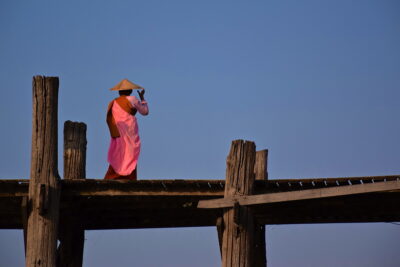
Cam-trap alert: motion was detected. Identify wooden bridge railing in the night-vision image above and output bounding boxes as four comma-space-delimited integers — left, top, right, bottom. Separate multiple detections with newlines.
22, 75, 272, 267
1, 75, 399, 267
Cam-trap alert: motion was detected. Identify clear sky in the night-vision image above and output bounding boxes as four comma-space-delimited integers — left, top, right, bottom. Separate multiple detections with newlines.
1, 0, 399, 266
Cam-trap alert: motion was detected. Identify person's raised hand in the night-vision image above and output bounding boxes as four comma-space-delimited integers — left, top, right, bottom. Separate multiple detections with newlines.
138, 89, 145, 101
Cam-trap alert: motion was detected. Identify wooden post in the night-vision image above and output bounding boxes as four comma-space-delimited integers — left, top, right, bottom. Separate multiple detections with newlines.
63, 121, 87, 180
57, 121, 87, 267
255, 150, 268, 180
21, 196, 28, 255
26, 76, 60, 267
221, 140, 256, 267
254, 150, 268, 267
216, 216, 224, 256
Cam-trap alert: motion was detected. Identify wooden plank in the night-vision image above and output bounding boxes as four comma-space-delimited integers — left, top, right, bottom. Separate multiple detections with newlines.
57, 121, 87, 267
0, 190, 399, 229
221, 140, 256, 267
2, 175, 400, 197
0, 177, 399, 230
198, 179, 400, 209
26, 76, 61, 267
254, 150, 267, 267
61, 179, 225, 197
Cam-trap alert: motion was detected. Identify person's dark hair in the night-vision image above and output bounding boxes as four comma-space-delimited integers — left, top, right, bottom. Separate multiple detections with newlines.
119, 89, 133, 96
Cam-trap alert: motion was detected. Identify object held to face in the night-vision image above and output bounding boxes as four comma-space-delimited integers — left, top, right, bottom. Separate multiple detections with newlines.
105, 78, 149, 181
137, 89, 145, 100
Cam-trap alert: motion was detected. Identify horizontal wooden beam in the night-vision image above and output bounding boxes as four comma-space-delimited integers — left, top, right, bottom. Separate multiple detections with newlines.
1, 190, 399, 229
197, 180, 400, 209
2, 175, 400, 197
1, 177, 400, 229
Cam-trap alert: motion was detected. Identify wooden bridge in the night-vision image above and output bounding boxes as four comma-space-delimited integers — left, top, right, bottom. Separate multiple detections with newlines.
0, 76, 399, 267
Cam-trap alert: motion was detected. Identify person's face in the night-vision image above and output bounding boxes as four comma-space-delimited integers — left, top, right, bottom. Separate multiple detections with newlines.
119, 89, 133, 96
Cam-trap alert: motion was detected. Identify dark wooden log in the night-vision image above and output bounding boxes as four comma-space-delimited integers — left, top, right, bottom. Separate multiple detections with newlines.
221, 140, 256, 267
57, 121, 87, 267
26, 76, 60, 267
254, 150, 268, 267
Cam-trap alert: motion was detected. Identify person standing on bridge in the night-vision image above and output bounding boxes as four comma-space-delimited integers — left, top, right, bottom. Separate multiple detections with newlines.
104, 79, 149, 180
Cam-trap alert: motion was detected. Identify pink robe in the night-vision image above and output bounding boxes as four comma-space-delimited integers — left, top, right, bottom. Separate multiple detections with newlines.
107, 96, 149, 175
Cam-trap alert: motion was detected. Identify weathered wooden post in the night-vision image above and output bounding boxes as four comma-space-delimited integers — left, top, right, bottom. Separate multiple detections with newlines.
216, 216, 224, 256
63, 121, 87, 182
26, 76, 60, 267
254, 150, 268, 267
57, 121, 87, 267
255, 150, 268, 181
221, 140, 256, 267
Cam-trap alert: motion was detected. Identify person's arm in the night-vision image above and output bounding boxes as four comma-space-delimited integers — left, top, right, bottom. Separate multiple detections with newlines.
130, 89, 149, 115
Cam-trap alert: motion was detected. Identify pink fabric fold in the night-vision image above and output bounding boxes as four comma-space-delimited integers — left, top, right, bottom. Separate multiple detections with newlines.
107, 96, 149, 175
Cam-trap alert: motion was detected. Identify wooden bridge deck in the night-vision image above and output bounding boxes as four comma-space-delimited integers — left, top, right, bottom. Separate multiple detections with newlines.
1, 175, 399, 230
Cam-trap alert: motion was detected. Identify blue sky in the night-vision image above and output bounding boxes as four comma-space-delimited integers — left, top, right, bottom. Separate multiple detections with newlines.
1, 0, 399, 266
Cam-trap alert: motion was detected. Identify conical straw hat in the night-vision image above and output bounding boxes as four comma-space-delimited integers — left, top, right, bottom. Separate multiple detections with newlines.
110, 79, 143, 91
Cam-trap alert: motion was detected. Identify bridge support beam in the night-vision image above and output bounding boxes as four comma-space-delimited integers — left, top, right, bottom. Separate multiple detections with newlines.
221, 140, 257, 267
57, 121, 87, 267
26, 76, 60, 267
254, 150, 268, 267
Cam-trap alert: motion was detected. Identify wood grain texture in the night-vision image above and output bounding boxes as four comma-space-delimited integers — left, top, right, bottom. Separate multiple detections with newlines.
63, 121, 87, 180
254, 150, 268, 181
26, 76, 60, 267
198, 179, 400, 209
221, 140, 256, 267
216, 216, 224, 257
57, 121, 87, 267
1, 177, 399, 229
254, 150, 268, 267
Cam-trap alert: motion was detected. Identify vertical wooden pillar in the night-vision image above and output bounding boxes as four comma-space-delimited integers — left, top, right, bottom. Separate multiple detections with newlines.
254, 150, 268, 267
21, 196, 28, 255
57, 121, 87, 267
216, 216, 224, 256
63, 121, 87, 180
221, 140, 256, 267
255, 150, 268, 181
26, 76, 60, 267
